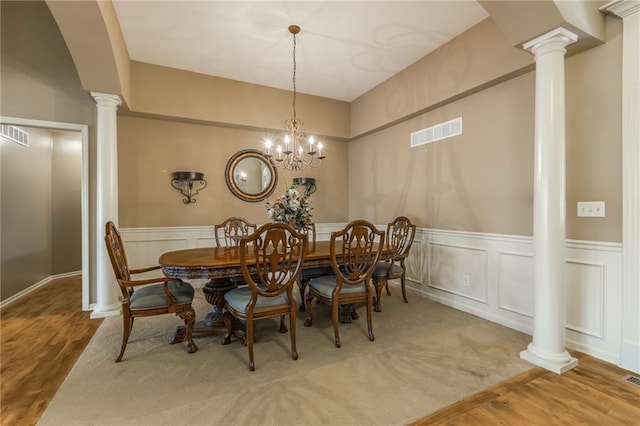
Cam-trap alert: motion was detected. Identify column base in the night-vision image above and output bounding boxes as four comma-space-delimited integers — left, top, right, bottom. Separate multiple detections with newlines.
90, 302, 121, 319
520, 344, 578, 374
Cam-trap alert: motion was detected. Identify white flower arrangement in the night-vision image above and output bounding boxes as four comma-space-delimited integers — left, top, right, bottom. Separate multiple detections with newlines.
266, 184, 313, 230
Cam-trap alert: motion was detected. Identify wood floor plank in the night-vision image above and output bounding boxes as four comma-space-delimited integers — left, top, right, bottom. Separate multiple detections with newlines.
409, 354, 640, 426
1, 276, 103, 426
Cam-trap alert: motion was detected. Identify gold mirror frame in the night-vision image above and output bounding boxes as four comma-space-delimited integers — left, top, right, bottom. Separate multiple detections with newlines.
225, 149, 278, 202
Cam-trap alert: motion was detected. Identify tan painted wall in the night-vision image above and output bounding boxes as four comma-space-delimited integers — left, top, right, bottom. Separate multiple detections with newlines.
349, 73, 535, 235
117, 115, 349, 227
1, 1, 94, 302
350, 18, 533, 138
129, 61, 350, 139
46, 0, 131, 103
348, 28, 622, 242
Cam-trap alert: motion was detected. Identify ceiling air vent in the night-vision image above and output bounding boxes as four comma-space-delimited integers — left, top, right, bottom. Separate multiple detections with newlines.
1, 124, 29, 147
411, 117, 462, 148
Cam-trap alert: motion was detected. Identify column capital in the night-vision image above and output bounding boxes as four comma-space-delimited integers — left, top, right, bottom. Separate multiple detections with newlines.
601, 0, 640, 18
523, 27, 579, 57
90, 92, 121, 109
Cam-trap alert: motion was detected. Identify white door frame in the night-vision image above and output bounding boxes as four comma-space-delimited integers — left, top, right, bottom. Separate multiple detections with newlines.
1, 116, 90, 310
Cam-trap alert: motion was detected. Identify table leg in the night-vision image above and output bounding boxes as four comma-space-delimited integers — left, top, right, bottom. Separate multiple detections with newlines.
338, 304, 359, 323
298, 276, 310, 312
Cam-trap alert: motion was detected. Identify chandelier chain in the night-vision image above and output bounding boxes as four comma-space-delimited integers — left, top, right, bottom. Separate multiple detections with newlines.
292, 31, 297, 121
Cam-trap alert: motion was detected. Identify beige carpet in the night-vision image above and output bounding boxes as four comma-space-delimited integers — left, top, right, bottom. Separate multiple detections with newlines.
38, 284, 532, 426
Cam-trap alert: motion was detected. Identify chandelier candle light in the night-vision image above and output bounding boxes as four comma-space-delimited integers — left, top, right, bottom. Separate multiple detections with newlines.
263, 25, 325, 171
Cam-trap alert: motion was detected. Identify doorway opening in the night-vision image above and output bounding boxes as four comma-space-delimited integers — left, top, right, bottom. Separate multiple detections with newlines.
0, 116, 89, 310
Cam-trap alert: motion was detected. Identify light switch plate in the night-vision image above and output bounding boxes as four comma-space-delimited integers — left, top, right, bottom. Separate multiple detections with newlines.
577, 201, 605, 217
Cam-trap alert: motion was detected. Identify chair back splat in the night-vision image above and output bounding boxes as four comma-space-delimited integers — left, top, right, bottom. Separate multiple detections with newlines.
372, 216, 417, 312
222, 222, 307, 371
214, 216, 257, 247
297, 223, 332, 312
104, 221, 198, 362
303, 220, 384, 348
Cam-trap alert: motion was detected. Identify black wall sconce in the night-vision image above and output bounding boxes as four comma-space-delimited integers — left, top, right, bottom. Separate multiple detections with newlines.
292, 177, 317, 197
171, 171, 207, 204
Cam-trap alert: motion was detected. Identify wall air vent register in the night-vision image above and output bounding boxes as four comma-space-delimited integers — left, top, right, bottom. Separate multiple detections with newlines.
411, 117, 462, 148
1, 124, 29, 147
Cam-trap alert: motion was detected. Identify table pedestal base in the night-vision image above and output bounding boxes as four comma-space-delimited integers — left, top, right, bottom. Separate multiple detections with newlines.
169, 278, 244, 343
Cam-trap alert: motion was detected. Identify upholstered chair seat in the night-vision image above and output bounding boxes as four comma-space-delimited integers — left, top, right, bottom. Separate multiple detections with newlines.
129, 280, 195, 310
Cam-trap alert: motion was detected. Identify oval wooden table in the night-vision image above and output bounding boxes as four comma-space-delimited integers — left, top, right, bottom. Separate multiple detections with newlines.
159, 240, 392, 340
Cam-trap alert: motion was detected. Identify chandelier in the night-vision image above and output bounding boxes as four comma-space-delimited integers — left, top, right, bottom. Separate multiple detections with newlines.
263, 25, 325, 171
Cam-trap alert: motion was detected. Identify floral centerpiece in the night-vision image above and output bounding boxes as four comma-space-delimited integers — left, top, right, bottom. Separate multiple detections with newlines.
266, 184, 313, 231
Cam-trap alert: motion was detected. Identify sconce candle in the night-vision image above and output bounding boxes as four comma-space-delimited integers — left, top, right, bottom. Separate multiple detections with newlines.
171, 171, 207, 204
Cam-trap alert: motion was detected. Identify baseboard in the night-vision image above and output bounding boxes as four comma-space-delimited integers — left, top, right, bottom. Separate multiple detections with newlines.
0, 270, 81, 310
620, 341, 640, 374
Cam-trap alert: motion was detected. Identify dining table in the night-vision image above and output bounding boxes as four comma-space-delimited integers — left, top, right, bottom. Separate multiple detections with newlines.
159, 239, 393, 342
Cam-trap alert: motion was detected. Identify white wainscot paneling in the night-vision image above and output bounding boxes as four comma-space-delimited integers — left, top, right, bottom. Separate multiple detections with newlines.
405, 228, 623, 366
120, 226, 214, 270
564, 241, 622, 364
566, 260, 605, 339
120, 223, 345, 269
497, 251, 534, 318
428, 242, 488, 304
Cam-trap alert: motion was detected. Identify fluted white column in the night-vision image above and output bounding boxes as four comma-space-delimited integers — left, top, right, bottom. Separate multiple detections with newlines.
602, 0, 640, 374
90, 92, 122, 319
520, 28, 579, 374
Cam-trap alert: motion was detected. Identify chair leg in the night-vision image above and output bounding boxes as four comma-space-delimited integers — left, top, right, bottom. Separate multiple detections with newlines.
116, 310, 132, 362
331, 299, 341, 348
373, 277, 384, 313
246, 317, 255, 371
366, 294, 375, 342
385, 280, 391, 296
303, 292, 315, 327
289, 307, 298, 361
184, 307, 198, 354
401, 272, 408, 303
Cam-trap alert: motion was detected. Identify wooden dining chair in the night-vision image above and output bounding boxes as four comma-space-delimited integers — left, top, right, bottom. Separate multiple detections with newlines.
104, 221, 197, 362
371, 216, 416, 312
214, 216, 257, 247
213, 216, 259, 289
303, 220, 384, 348
222, 222, 307, 371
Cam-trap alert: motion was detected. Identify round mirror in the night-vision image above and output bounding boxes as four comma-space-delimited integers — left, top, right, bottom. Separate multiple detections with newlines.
225, 149, 278, 202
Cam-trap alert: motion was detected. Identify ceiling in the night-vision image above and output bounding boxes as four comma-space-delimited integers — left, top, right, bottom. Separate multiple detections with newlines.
112, 1, 489, 102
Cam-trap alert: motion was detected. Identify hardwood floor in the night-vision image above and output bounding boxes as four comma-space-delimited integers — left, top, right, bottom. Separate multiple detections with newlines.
2, 277, 639, 425
1, 275, 102, 426
409, 352, 640, 425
